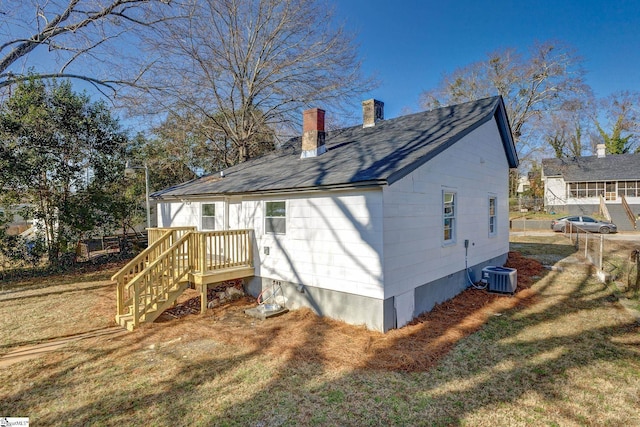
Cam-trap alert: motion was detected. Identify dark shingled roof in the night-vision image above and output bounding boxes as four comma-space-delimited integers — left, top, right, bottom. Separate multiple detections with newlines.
152, 96, 517, 199
542, 154, 640, 182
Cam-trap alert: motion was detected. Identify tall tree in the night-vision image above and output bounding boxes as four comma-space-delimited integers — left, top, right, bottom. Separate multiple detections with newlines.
0, 0, 173, 96
420, 41, 589, 162
148, 108, 276, 175
0, 78, 128, 265
133, 0, 373, 164
591, 91, 639, 154
542, 98, 591, 158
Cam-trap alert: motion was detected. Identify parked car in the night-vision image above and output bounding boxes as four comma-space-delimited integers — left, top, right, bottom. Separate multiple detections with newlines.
551, 216, 617, 234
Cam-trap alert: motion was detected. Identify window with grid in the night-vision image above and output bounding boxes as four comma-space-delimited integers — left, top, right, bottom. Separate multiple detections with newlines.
488, 196, 497, 236
202, 203, 215, 230
443, 191, 456, 243
618, 181, 639, 198
265, 201, 286, 234
567, 181, 616, 198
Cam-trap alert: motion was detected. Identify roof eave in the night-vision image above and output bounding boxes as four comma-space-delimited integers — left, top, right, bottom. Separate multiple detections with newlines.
151, 180, 387, 201
386, 97, 518, 185
493, 96, 519, 169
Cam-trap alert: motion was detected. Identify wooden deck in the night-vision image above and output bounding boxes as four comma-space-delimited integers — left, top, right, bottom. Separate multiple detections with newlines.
112, 227, 255, 330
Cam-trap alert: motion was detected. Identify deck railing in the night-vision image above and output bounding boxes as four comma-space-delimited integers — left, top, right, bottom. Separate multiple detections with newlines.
114, 227, 254, 326
148, 227, 196, 246
190, 229, 253, 272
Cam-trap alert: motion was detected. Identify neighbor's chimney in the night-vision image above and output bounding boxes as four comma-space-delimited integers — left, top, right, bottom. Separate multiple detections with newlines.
300, 108, 327, 159
362, 99, 384, 128
596, 143, 606, 158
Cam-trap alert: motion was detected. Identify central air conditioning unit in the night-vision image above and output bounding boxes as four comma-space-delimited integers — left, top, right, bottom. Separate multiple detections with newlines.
481, 266, 517, 294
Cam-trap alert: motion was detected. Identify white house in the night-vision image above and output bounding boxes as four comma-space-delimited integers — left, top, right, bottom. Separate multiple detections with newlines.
542, 147, 640, 230
152, 96, 518, 332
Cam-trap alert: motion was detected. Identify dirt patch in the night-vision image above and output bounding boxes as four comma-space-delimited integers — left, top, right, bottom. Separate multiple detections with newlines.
5, 251, 543, 372
161, 279, 244, 319
152, 251, 544, 372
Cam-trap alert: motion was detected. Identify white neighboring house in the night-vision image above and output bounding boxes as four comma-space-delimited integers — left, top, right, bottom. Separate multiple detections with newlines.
152, 96, 518, 332
542, 146, 640, 231
516, 175, 530, 194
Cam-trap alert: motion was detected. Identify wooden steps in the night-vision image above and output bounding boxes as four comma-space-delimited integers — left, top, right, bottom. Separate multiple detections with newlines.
116, 280, 190, 331
113, 227, 255, 331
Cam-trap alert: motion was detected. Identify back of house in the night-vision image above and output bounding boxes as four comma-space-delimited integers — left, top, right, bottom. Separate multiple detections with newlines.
153, 96, 518, 331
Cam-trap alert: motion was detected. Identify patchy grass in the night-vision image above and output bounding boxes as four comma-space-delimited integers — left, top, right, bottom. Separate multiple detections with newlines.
1, 235, 639, 426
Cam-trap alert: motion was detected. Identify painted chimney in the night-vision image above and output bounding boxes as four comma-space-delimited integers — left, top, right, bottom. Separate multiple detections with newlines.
596, 144, 606, 158
300, 108, 327, 159
362, 99, 384, 128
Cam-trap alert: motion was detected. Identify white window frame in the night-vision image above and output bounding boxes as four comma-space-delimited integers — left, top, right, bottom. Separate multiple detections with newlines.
443, 190, 456, 244
201, 203, 216, 230
488, 195, 497, 237
265, 200, 286, 235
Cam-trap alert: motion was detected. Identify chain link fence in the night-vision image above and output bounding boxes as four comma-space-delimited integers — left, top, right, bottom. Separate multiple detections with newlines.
509, 197, 545, 213
561, 223, 639, 297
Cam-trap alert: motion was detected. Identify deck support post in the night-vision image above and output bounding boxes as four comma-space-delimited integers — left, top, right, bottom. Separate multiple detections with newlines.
200, 283, 208, 315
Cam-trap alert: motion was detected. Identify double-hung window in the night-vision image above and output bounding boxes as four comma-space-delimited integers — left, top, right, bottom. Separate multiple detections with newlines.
488, 196, 497, 236
443, 191, 456, 243
265, 201, 286, 234
202, 203, 215, 230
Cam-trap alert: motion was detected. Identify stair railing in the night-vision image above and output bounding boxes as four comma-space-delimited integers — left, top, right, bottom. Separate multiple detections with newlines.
126, 231, 193, 328
621, 194, 637, 229
113, 227, 195, 321
599, 195, 612, 221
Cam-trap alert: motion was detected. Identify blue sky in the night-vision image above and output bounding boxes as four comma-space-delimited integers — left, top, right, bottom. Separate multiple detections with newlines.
335, 0, 640, 119
14, 0, 638, 127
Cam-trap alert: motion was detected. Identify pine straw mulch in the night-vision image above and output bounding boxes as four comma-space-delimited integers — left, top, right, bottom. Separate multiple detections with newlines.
152, 251, 544, 373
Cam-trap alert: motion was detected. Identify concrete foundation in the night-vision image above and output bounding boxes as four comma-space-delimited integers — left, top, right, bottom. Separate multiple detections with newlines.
245, 253, 509, 332
245, 276, 386, 331
413, 253, 508, 320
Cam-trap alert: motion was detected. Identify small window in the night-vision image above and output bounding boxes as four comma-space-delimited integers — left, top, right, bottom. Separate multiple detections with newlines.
265, 201, 286, 234
443, 191, 456, 243
202, 203, 215, 230
488, 196, 497, 236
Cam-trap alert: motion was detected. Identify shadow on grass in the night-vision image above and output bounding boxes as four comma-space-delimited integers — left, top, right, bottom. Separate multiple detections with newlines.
0, 283, 113, 304
2, 242, 639, 425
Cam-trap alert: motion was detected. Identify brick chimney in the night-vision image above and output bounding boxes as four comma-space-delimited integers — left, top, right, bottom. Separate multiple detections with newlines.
362, 99, 384, 128
596, 143, 606, 158
300, 108, 327, 159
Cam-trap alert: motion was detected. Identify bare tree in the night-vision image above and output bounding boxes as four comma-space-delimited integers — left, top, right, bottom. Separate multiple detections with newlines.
420, 41, 589, 162
133, 0, 373, 164
590, 91, 640, 154
542, 98, 593, 158
0, 0, 173, 96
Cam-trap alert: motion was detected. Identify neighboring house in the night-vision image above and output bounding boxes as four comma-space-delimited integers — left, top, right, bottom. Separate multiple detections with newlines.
0, 204, 33, 235
516, 175, 530, 195
152, 96, 518, 332
542, 146, 640, 230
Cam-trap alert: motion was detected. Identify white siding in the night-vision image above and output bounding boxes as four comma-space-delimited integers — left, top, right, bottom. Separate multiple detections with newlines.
245, 191, 385, 299
157, 200, 224, 230
544, 177, 640, 206
382, 120, 511, 298
544, 177, 566, 206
